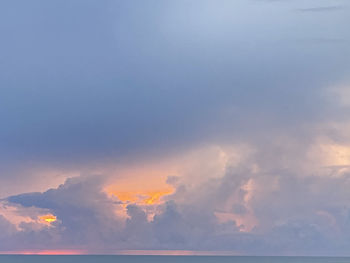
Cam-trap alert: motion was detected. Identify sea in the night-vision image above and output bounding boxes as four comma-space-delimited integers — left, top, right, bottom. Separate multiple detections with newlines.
0, 256, 350, 263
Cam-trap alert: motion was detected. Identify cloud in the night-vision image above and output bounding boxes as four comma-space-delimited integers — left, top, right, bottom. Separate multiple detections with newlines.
4, 136, 350, 255
0, 215, 16, 239
296, 6, 344, 12
3, 176, 124, 251
0, 0, 349, 208
0, 0, 349, 173
0, 0, 350, 256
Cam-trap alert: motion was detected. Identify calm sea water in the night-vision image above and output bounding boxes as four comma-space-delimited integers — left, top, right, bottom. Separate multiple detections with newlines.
1, 256, 350, 263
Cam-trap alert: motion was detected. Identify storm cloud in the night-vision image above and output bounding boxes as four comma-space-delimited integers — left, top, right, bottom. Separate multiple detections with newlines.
0, 0, 349, 167
0, 0, 350, 256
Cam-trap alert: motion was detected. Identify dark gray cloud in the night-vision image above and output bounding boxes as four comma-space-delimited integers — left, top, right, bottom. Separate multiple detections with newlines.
0, 0, 349, 172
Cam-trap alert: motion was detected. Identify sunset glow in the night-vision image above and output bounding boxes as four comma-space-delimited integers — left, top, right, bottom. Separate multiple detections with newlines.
0, 250, 86, 255
111, 189, 173, 205
39, 214, 57, 224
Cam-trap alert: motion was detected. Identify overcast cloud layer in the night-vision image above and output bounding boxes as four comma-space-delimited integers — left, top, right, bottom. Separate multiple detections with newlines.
0, 0, 350, 255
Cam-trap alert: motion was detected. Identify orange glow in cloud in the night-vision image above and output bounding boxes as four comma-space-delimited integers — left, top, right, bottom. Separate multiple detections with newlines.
110, 189, 174, 222
105, 165, 174, 206
111, 189, 173, 206
143, 190, 172, 205
39, 214, 57, 224
104, 165, 175, 221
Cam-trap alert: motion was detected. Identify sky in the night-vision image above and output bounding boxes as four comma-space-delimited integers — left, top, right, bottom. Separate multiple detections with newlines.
0, 0, 350, 256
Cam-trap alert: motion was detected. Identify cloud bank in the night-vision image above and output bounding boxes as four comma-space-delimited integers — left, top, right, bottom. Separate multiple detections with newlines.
3, 138, 350, 255
0, 0, 349, 255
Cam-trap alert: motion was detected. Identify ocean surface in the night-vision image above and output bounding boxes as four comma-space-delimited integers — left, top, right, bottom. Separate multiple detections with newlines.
1, 256, 350, 263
